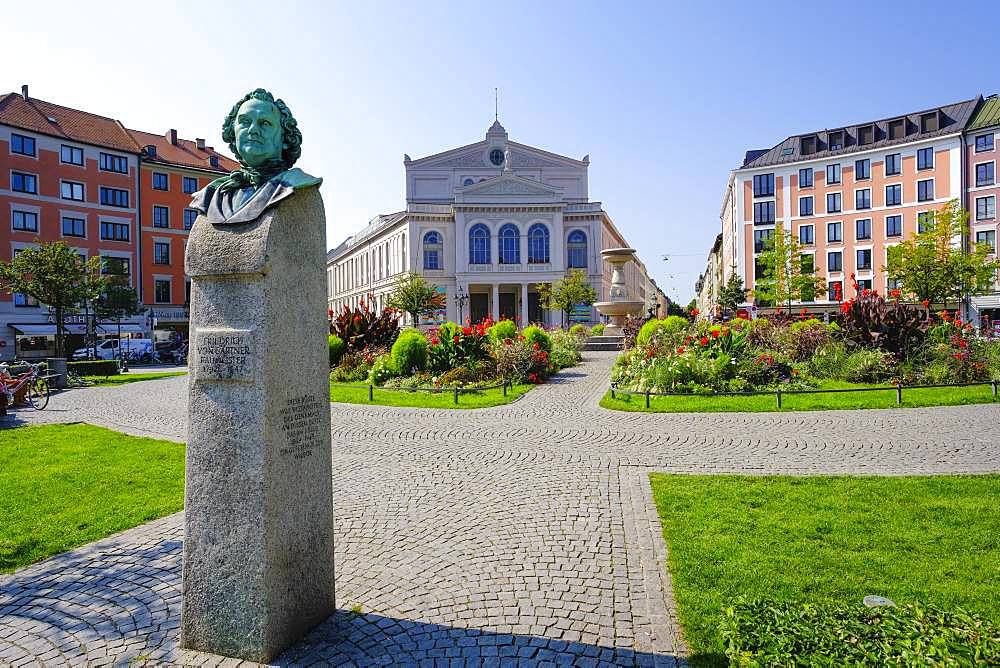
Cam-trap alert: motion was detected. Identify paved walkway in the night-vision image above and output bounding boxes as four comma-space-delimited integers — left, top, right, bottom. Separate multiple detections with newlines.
2, 352, 999, 666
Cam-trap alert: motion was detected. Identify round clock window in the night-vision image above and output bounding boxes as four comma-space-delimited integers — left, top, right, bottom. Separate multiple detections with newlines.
489, 148, 504, 166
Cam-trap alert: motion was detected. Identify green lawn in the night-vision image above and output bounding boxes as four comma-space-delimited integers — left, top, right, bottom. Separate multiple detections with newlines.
602, 380, 998, 412
0, 423, 185, 573
649, 474, 1000, 666
329, 382, 532, 408
81, 371, 187, 386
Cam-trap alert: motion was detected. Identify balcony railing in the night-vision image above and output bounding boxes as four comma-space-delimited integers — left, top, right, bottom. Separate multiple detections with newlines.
466, 262, 557, 272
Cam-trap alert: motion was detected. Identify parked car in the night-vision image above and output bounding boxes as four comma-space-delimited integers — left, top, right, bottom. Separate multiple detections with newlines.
72, 339, 153, 361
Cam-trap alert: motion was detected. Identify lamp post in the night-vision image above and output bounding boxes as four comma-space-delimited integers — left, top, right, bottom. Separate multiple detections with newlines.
454, 285, 468, 324
647, 295, 660, 321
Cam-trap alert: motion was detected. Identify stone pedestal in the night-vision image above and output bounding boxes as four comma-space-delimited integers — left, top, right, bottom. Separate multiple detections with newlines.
181, 187, 335, 662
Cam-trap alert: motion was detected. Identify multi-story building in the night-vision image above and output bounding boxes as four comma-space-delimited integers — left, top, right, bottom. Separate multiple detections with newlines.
328, 120, 665, 326
127, 128, 237, 341
966, 95, 1000, 329
695, 233, 722, 318
727, 96, 988, 316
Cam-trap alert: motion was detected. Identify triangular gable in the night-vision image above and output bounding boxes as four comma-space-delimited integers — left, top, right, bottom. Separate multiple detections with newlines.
455, 173, 563, 203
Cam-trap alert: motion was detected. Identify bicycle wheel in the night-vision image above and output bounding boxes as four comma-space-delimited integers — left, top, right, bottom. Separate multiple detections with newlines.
28, 378, 49, 410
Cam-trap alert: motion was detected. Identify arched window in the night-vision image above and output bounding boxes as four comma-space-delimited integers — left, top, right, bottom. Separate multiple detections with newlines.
498, 224, 520, 264
463, 178, 474, 186
567, 230, 587, 268
423, 231, 443, 270
527, 223, 550, 264
469, 224, 490, 264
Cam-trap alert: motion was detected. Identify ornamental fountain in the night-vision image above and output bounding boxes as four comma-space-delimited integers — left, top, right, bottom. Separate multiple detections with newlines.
594, 247, 645, 336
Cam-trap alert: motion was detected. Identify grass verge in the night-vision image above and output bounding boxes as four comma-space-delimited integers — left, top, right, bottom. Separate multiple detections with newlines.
81, 371, 186, 386
330, 382, 531, 408
649, 474, 1000, 666
0, 423, 185, 573
602, 380, 998, 412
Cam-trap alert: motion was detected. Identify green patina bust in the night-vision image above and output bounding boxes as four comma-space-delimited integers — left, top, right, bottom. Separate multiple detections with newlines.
190, 88, 321, 225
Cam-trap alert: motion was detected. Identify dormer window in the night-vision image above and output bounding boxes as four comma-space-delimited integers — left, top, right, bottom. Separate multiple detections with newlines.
145, 144, 157, 158
920, 112, 939, 133
801, 135, 817, 155
828, 131, 843, 151
209, 156, 219, 168
857, 125, 874, 146
888, 119, 905, 140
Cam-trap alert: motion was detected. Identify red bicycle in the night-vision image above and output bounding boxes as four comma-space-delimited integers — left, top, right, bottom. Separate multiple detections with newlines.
0, 362, 50, 411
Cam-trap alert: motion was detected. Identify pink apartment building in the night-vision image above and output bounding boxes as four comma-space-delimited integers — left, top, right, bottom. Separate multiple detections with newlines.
966, 95, 999, 328
723, 96, 994, 317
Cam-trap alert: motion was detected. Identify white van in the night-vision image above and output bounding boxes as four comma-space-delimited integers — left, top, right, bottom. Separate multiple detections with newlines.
72, 339, 153, 361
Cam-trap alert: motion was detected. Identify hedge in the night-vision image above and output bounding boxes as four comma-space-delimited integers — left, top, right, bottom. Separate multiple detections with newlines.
67, 360, 120, 377
720, 598, 1000, 666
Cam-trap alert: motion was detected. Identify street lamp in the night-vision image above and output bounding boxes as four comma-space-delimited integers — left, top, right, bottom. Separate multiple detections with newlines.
454, 285, 468, 324
647, 295, 660, 320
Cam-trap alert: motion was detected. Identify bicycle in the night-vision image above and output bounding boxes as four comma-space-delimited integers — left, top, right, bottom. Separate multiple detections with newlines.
0, 362, 50, 411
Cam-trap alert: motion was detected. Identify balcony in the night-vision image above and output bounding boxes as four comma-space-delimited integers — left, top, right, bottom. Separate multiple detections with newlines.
467, 262, 556, 272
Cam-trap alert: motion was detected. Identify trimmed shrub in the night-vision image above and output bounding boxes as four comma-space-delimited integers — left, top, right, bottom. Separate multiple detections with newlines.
328, 334, 345, 367
590, 323, 605, 336
367, 354, 398, 385
636, 315, 689, 346
568, 323, 588, 339
330, 352, 372, 383
720, 598, 1000, 666
488, 319, 518, 343
521, 325, 552, 352
390, 329, 428, 375
67, 360, 119, 377
844, 349, 895, 383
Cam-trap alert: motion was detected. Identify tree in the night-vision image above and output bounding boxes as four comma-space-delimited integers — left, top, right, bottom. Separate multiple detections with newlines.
537, 269, 598, 327
717, 269, 748, 317
0, 241, 104, 357
386, 272, 446, 325
95, 270, 143, 362
753, 228, 826, 312
885, 199, 1000, 308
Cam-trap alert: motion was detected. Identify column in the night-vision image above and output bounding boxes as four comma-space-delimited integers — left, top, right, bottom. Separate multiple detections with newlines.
520, 283, 529, 326
491, 283, 500, 322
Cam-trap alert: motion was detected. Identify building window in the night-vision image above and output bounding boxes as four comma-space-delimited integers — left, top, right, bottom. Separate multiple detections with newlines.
753, 201, 775, 224
798, 224, 814, 245
827, 222, 843, 243
855, 159, 870, 180
462, 178, 474, 186
799, 196, 813, 216
528, 223, 550, 264
183, 177, 198, 194
100, 187, 129, 207
753, 173, 774, 197
857, 278, 873, 291
855, 189, 871, 210
567, 230, 587, 268
152, 206, 169, 228
62, 216, 85, 237
153, 241, 170, 265
917, 147, 934, 170
183, 209, 198, 230
469, 224, 490, 264
498, 224, 520, 264
886, 215, 902, 237
11, 171, 37, 193
423, 231, 442, 270
11, 133, 36, 156
856, 248, 872, 270
857, 126, 874, 146
827, 251, 843, 271
60, 145, 84, 165
920, 112, 938, 133
885, 153, 901, 176
888, 119, 905, 140
828, 131, 843, 150
917, 179, 934, 202
101, 256, 131, 276
826, 163, 841, 184
99, 153, 128, 173
753, 229, 773, 253
801, 136, 817, 154
917, 211, 932, 233
887, 277, 902, 291
826, 192, 842, 213
61, 181, 85, 201
100, 221, 130, 241
976, 230, 996, 251
975, 162, 995, 187
152, 172, 169, 190
886, 184, 902, 206
13, 210, 38, 232
975, 134, 995, 153
856, 218, 872, 240
799, 168, 813, 187
754, 257, 766, 280
154, 279, 171, 304
828, 280, 843, 301
976, 195, 996, 221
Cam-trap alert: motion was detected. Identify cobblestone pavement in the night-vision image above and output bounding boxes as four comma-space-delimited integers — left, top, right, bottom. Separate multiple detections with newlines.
2, 351, 999, 666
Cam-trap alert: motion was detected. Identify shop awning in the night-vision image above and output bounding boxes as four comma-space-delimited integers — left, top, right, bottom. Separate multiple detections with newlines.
96, 323, 147, 335
8, 324, 88, 335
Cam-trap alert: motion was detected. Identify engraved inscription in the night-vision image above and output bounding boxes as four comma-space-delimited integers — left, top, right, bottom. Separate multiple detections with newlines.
279, 394, 325, 460
194, 328, 255, 382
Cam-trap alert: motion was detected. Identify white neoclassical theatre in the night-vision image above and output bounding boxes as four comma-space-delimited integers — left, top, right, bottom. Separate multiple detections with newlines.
327, 120, 664, 326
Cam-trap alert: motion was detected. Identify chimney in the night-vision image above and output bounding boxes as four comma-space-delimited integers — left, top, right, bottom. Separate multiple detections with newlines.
166, 129, 177, 145
21, 85, 29, 101
196, 138, 206, 150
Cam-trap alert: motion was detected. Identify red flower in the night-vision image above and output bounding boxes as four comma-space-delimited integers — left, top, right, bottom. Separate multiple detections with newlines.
711, 330, 720, 338
430, 337, 439, 345
533, 342, 540, 350
699, 337, 709, 346
889, 289, 901, 299
676, 346, 686, 354
462, 326, 472, 336
353, 315, 362, 325
453, 335, 460, 343
921, 299, 930, 308
691, 308, 700, 317
684, 335, 693, 344
954, 353, 964, 360
840, 300, 852, 314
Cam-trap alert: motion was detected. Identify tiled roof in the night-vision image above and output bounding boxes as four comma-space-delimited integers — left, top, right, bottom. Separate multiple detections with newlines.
127, 128, 238, 174
742, 97, 981, 170
0, 92, 140, 153
968, 95, 1000, 131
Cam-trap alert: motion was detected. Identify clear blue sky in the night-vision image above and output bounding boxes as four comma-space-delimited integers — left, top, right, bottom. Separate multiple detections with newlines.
4, 0, 997, 302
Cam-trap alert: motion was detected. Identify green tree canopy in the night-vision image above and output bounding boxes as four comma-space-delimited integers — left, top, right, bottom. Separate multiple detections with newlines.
537, 269, 598, 326
717, 269, 748, 316
753, 228, 826, 312
386, 272, 446, 325
0, 241, 105, 357
885, 199, 1000, 308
